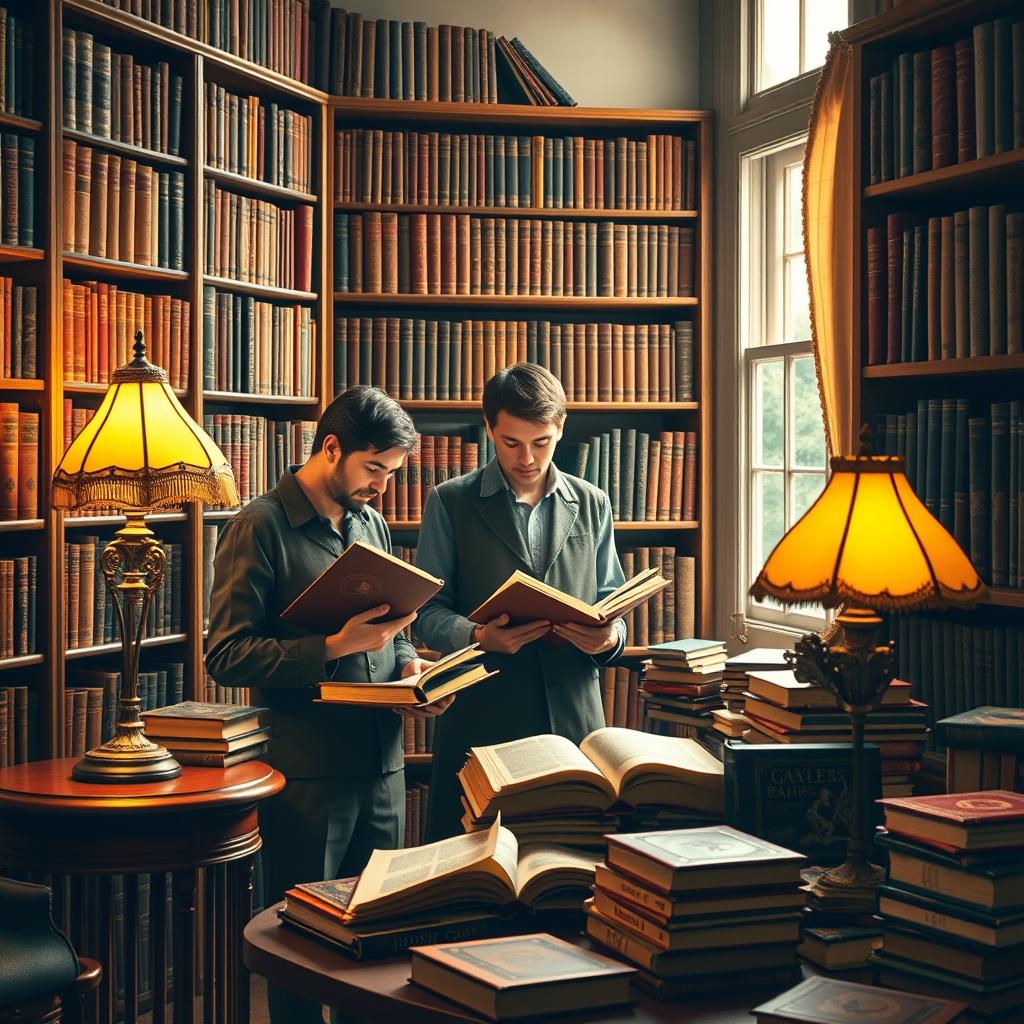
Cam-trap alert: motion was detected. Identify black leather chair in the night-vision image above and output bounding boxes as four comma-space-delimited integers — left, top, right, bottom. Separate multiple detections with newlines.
0, 878, 101, 1024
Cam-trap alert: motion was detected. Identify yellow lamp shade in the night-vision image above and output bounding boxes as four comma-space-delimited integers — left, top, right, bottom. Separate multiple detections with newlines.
52, 335, 239, 511
750, 453, 987, 611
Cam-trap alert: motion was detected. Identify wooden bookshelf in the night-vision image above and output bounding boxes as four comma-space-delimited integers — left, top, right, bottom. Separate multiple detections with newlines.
333, 294, 700, 310
843, 0, 1024, 766
334, 202, 699, 221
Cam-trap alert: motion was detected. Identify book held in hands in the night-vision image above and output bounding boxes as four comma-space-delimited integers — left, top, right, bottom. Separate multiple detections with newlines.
280, 540, 443, 634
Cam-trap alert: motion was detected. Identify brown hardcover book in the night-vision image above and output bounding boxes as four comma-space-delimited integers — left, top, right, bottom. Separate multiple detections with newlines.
62, 141, 77, 253
363, 212, 382, 292
886, 213, 902, 363
134, 163, 153, 266
280, 539, 442, 635
954, 37, 976, 162
381, 212, 398, 293
644, 443, 661, 523
119, 158, 136, 264
142, 701, 265, 740
931, 45, 954, 169
90, 152, 110, 258
656, 431, 672, 521
866, 226, 886, 364
0, 403, 17, 520
17, 412, 37, 520
106, 155, 121, 263
926, 216, 941, 360
73, 144, 92, 255
296, 205, 313, 292
682, 431, 698, 521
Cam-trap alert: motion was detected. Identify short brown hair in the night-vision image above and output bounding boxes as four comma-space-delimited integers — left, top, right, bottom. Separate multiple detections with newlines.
482, 363, 566, 427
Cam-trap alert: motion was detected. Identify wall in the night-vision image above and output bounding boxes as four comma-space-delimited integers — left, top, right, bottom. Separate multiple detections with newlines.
345, 0, 702, 109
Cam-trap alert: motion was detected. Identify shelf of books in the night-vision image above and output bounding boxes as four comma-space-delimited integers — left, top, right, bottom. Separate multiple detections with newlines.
845, 0, 1024, 785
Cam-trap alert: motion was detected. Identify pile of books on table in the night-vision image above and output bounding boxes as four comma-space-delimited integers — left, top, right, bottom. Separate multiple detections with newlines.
741, 670, 927, 797
938, 707, 1024, 794
279, 818, 600, 959
585, 824, 806, 999
871, 790, 1024, 1021
140, 701, 269, 767
713, 647, 790, 740
457, 726, 723, 849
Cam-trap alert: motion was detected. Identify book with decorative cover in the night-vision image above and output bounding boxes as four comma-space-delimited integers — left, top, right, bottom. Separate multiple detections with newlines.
409, 934, 632, 1022
936, 707, 1024, 753
879, 791, 1024, 851
752, 976, 966, 1024
140, 701, 266, 739
280, 539, 442, 634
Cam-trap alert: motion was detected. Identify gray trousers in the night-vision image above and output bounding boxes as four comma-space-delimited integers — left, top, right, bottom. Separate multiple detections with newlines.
260, 770, 405, 1024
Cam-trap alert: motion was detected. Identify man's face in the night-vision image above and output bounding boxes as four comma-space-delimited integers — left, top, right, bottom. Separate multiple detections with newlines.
486, 411, 564, 488
324, 440, 409, 512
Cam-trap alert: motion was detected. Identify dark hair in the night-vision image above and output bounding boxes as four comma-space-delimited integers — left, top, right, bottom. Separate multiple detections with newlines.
313, 386, 418, 456
482, 363, 567, 427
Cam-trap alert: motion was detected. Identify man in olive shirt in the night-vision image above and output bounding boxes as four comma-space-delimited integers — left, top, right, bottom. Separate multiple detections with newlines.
206, 386, 449, 1024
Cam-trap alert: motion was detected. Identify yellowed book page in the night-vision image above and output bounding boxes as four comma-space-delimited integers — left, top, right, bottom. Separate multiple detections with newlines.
474, 733, 612, 796
514, 844, 601, 900
579, 726, 724, 796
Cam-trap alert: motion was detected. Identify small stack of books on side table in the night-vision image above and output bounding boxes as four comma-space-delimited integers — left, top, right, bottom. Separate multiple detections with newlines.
585, 824, 806, 999
871, 790, 1024, 1021
140, 701, 269, 767
714, 646, 790, 739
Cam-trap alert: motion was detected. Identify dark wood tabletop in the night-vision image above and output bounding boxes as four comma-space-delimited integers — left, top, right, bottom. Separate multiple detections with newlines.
243, 904, 824, 1024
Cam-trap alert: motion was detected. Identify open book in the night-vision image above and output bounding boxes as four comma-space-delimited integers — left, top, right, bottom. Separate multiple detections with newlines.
318, 645, 496, 707
460, 727, 724, 823
280, 540, 442, 634
468, 567, 670, 628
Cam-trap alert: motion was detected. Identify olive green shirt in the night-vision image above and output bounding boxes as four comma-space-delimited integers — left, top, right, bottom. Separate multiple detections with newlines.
204, 467, 416, 779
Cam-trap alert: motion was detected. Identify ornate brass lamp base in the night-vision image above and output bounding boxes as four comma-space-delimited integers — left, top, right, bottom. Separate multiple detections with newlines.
72, 736, 182, 783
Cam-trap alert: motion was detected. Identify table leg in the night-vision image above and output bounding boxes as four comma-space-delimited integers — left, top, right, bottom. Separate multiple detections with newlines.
172, 869, 197, 1024
151, 872, 168, 1024
229, 858, 253, 1024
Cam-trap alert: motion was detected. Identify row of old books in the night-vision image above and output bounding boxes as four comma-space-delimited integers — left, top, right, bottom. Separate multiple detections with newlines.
0, 556, 37, 658
334, 130, 696, 211
562, 430, 698, 522
458, 727, 723, 850
891, 616, 1023, 747
867, 17, 1024, 185
198, 669, 249, 706
404, 781, 430, 848
203, 182, 314, 291
1, 132, 35, 248
402, 711, 436, 756
602, 667, 642, 732
0, 278, 37, 379
332, 317, 696, 403
618, 550, 695, 649
202, 288, 316, 396
62, 282, 191, 388
202, 414, 315, 506
62, 143, 185, 269
0, 685, 37, 766
333, 213, 696, 297
866, 207, 1023, 365
940, 706, 1024, 794
141, 700, 269, 767
0, 7, 34, 117
0, 404, 37, 520
205, 84, 313, 193
64, 539, 183, 649
61, 29, 184, 155
97, 0, 315, 83
871, 791, 1024, 1020
65, 663, 185, 755
715, 647, 790, 740
875, 400, 1023, 588
201, 524, 224, 632
586, 826, 805, 999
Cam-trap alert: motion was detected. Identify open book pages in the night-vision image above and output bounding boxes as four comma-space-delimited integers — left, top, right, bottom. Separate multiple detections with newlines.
318, 645, 495, 706
460, 727, 724, 823
513, 845, 601, 910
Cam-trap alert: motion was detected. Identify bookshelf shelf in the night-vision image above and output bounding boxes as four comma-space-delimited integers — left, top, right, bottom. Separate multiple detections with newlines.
63, 128, 189, 168
863, 148, 1024, 201
204, 167, 317, 204
986, 589, 1024, 610
0, 246, 45, 264
0, 519, 44, 533
863, 355, 1024, 379
63, 381, 188, 398
64, 632, 189, 661
332, 294, 699, 310
203, 391, 319, 407
398, 400, 700, 412
0, 379, 45, 392
62, 253, 189, 282
203, 275, 318, 302
63, 512, 188, 527
333, 202, 698, 221
0, 653, 45, 672
0, 112, 43, 133
384, 519, 698, 532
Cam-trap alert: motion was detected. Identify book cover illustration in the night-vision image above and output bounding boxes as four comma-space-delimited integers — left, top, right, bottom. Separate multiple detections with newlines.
609, 824, 804, 867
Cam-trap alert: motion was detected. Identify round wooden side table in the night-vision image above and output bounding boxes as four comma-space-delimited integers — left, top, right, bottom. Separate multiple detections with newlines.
0, 759, 285, 1024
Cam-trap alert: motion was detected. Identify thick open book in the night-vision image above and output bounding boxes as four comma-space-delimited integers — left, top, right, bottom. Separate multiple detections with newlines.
460, 727, 724, 823
280, 540, 442, 634
318, 645, 495, 707
468, 567, 669, 627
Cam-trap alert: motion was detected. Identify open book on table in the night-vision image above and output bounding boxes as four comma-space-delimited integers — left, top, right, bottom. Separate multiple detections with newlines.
460, 727, 724, 821
468, 567, 670, 628
318, 645, 495, 707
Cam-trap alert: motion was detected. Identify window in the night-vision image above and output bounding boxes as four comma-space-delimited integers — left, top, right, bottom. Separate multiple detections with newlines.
754, 0, 849, 94
740, 139, 827, 629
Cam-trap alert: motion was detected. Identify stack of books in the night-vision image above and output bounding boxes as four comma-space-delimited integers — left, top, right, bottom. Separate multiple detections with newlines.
140, 701, 269, 767
741, 670, 927, 797
937, 707, 1024, 794
639, 639, 727, 748
585, 825, 806, 999
458, 727, 723, 849
714, 647, 790, 739
871, 791, 1024, 1020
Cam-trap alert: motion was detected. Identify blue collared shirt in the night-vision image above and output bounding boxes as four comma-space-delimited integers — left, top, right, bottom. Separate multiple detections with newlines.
415, 458, 627, 656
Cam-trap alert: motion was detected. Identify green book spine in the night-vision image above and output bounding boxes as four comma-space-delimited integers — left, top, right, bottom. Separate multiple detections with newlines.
599, 431, 611, 497
939, 398, 955, 533
399, 318, 413, 400
169, 171, 184, 270
993, 17, 1012, 153
1010, 400, 1020, 588
898, 51, 913, 177
586, 435, 600, 487
424, 319, 437, 400
1014, 21, 1024, 149
869, 74, 881, 185
17, 137, 33, 247
158, 171, 169, 269
334, 213, 349, 291
563, 135, 573, 209
974, 21, 994, 158
436, 319, 450, 401
953, 209, 970, 358
925, 398, 941, 516
609, 428, 621, 519
968, 205, 990, 356
969, 415, 992, 581
635, 433, 650, 525
75, 30, 92, 135
450, 321, 462, 399
900, 227, 913, 361
989, 204, 1007, 355
518, 135, 530, 205
202, 286, 216, 390
494, 135, 505, 206
543, 138, 553, 207
912, 49, 930, 175
333, 316, 348, 393
62, 28, 76, 130
915, 399, 928, 496
896, 413, 907, 461
1009, 212, 1023, 355
910, 225, 926, 361
413, 319, 426, 401
880, 70, 893, 181
94, 43, 111, 138
991, 402, 1010, 587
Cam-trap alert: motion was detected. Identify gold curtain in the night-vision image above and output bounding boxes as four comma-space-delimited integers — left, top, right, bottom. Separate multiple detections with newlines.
803, 36, 856, 458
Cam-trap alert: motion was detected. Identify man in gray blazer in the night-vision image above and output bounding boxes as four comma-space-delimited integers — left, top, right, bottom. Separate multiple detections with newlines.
415, 363, 626, 841
206, 386, 449, 1024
